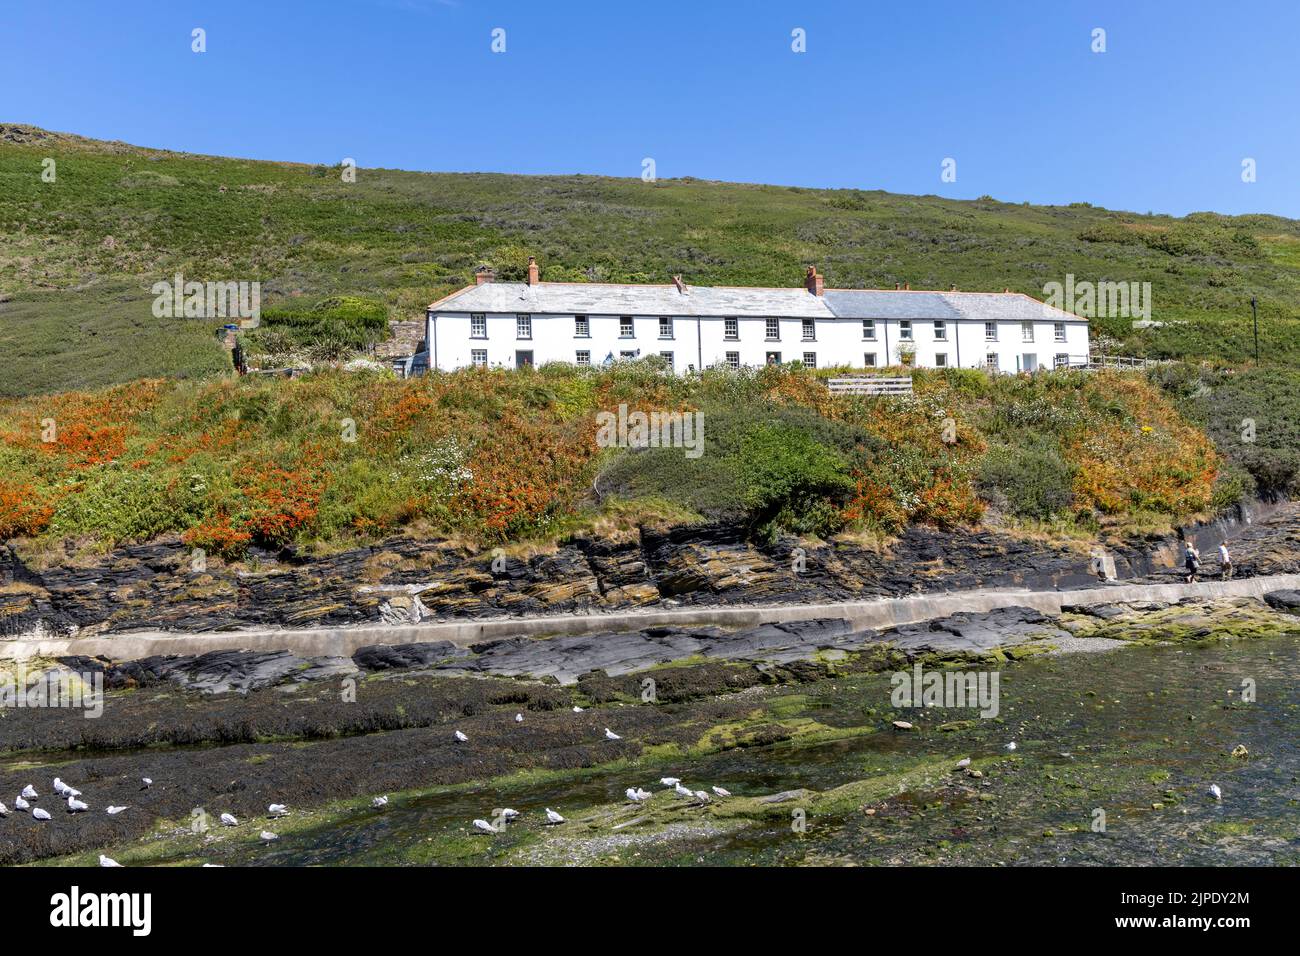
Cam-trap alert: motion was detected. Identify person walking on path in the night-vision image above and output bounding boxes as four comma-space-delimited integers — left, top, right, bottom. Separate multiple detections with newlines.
1184, 542, 1201, 584
1219, 542, 1233, 580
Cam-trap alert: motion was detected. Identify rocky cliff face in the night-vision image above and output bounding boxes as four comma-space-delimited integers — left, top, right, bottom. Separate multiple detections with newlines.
2, 504, 1296, 639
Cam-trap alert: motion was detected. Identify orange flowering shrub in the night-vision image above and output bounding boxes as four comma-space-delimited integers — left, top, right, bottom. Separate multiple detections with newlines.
0, 481, 55, 539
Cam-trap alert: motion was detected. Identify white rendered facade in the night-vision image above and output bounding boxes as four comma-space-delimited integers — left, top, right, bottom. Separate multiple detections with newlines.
425, 268, 1089, 374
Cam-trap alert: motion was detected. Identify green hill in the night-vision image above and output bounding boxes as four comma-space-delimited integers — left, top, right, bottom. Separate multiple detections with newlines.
3, 122, 1300, 397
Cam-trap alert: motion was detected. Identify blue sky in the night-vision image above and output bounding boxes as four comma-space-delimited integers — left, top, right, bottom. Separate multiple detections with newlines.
4, 0, 1298, 218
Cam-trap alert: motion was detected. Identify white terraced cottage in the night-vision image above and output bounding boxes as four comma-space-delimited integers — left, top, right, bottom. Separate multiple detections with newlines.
422, 258, 1089, 374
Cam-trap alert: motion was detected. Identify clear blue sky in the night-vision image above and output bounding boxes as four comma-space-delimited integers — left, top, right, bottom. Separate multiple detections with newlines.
4, 0, 1298, 218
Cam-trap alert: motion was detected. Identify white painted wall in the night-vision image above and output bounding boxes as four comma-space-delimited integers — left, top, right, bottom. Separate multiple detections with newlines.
426, 312, 1090, 373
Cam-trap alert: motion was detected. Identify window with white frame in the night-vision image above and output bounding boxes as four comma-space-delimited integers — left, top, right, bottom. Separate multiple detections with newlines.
575, 350, 590, 366
802, 318, 816, 341
934, 320, 947, 341
659, 351, 673, 365
725, 351, 740, 371
659, 316, 673, 339
802, 352, 817, 368
1054, 353, 1069, 369
575, 315, 589, 337
862, 319, 876, 340
471, 349, 487, 368
619, 316, 634, 338
1054, 321, 1066, 342
724, 317, 739, 340
900, 320, 913, 340
516, 314, 531, 339
470, 313, 486, 338
864, 352, 877, 367
619, 350, 637, 361
985, 353, 998, 370
765, 317, 780, 340
1021, 321, 1034, 342
984, 321, 997, 341
935, 352, 948, 367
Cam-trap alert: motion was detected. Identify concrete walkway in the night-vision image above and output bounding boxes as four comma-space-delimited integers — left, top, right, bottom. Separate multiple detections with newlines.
4, 571, 1299, 663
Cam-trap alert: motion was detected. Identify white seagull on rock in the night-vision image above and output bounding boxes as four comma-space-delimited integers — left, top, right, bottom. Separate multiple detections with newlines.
260, 831, 279, 842
626, 787, 651, 802
572, 706, 584, 712
604, 728, 622, 741
0, 801, 7, 817
515, 713, 524, 723
15, 796, 29, 812
268, 804, 289, 818
498, 808, 520, 821
32, 808, 51, 821
106, 806, 128, 815
711, 786, 731, 798
21, 785, 37, 800
220, 813, 238, 827
674, 783, 693, 798
99, 855, 123, 867
372, 796, 388, 809
67, 796, 89, 813
141, 778, 153, 789
472, 818, 496, 834
1208, 784, 1223, 800
1005, 741, 1017, 752
693, 790, 712, 804
545, 808, 566, 825
53, 778, 69, 796
660, 777, 681, 787
454, 730, 469, 743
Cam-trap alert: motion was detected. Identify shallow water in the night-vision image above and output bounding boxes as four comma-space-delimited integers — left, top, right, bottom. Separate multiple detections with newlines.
160, 634, 1300, 866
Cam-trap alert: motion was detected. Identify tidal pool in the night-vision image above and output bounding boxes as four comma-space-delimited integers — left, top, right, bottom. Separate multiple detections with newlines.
136, 630, 1296, 868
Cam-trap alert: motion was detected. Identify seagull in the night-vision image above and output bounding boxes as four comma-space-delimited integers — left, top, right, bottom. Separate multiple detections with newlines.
21, 785, 37, 800
604, 728, 621, 741
1005, 741, 1017, 751
660, 777, 681, 787
545, 808, 566, 825
220, 813, 238, 827
693, 790, 712, 804
260, 831, 279, 842
201, 864, 224, 868
15, 796, 29, 812
1208, 784, 1223, 800
572, 706, 584, 712
67, 796, 89, 813
106, 806, 128, 815
956, 757, 971, 769
472, 818, 496, 834
674, 783, 693, 798
53, 778, 69, 796
711, 786, 731, 798
32, 808, 51, 821
498, 808, 520, 821
626, 787, 651, 802
372, 796, 388, 809
454, 730, 469, 743
141, 778, 153, 789
0, 802, 7, 817
268, 804, 289, 818
515, 713, 524, 723
99, 855, 123, 867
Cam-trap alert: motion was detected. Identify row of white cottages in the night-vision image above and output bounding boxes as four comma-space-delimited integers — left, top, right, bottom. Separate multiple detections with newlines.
421, 260, 1090, 374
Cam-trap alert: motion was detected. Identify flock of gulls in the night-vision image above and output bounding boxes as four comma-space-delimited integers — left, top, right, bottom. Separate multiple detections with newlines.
1, 716, 1235, 864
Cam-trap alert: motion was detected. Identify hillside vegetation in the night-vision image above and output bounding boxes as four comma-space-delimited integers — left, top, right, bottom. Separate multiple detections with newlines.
0, 363, 1224, 559
4, 123, 1300, 397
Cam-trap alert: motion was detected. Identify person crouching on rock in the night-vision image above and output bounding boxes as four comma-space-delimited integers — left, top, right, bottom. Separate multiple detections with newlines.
1219, 542, 1233, 581
1184, 543, 1201, 583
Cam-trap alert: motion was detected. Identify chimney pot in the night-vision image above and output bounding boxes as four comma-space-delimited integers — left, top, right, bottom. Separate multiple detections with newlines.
904, 282, 911, 291
527, 256, 539, 286
805, 265, 824, 296
475, 266, 495, 286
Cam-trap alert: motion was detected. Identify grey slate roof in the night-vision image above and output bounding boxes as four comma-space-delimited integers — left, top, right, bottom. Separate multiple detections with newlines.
429, 282, 1084, 322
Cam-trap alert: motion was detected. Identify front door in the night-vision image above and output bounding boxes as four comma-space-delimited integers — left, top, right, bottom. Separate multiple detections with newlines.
516, 350, 534, 368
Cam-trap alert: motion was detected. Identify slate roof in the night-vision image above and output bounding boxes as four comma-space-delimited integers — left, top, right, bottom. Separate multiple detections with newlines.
429, 282, 1084, 322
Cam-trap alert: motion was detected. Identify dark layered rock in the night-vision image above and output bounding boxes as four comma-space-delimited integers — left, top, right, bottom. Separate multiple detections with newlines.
1262, 589, 1300, 613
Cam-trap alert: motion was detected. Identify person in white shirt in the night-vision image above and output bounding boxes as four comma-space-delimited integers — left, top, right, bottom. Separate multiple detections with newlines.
1219, 542, 1233, 580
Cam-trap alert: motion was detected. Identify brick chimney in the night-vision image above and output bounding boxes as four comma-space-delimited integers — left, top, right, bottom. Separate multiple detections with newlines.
527, 256, 539, 286
904, 282, 911, 290
475, 266, 495, 286
805, 265, 824, 296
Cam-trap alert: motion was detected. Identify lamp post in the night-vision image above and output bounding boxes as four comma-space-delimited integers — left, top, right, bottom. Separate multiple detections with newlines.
1251, 297, 1259, 364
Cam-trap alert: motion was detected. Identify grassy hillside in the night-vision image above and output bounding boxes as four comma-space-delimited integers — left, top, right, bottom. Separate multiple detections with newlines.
4, 123, 1300, 397
0, 364, 1223, 559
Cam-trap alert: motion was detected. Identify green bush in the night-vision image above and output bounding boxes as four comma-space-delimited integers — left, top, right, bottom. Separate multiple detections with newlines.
977, 437, 1075, 521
